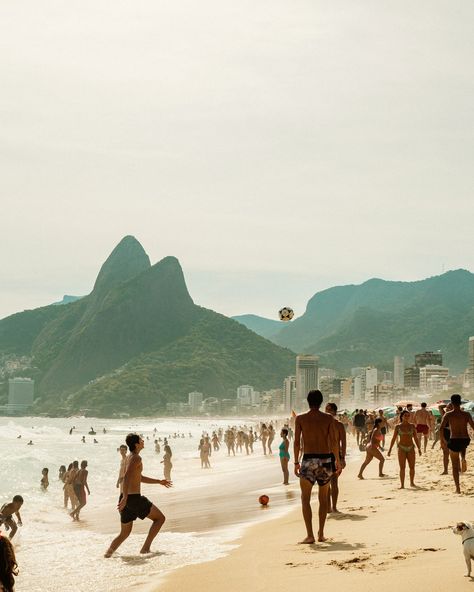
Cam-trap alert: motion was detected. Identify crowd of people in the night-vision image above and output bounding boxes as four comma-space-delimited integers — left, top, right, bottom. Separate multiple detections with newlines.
0, 392, 472, 590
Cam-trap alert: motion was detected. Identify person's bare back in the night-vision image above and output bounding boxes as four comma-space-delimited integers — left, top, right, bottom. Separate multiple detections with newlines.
296, 411, 338, 456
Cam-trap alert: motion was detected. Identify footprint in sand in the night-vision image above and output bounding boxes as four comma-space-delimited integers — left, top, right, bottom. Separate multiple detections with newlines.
328, 554, 372, 570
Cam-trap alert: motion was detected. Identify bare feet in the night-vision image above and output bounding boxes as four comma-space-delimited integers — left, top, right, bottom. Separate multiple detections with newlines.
317, 533, 327, 542
440, 471, 448, 475
104, 548, 114, 558
140, 548, 152, 554
379, 473, 387, 477
357, 474, 364, 480
462, 459, 467, 473
298, 537, 315, 544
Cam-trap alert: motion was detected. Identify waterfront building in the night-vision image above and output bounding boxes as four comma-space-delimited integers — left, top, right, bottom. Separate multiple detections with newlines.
419, 365, 449, 392
394, 356, 405, 387
296, 355, 319, 410
7, 378, 34, 415
415, 351, 443, 368
188, 391, 203, 413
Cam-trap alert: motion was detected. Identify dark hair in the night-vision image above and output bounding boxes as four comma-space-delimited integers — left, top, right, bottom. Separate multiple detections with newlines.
451, 393, 462, 406
326, 402, 337, 413
307, 390, 323, 408
421, 402, 427, 408
0, 536, 18, 592
67, 463, 73, 470
400, 410, 410, 421
119, 444, 127, 450
42, 468, 48, 474
281, 428, 289, 437
73, 460, 79, 469
126, 433, 140, 452
59, 465, 66, 472
12, 496, 23, 504
80, 460, 87, 469
397, 406, 403, 412
374, 418, 383, 427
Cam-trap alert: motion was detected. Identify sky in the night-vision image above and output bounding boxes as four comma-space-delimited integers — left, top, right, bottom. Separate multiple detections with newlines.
1, 0, 473, 321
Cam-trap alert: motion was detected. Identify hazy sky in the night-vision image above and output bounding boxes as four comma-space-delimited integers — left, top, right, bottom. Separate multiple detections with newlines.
1, 1, 473, 321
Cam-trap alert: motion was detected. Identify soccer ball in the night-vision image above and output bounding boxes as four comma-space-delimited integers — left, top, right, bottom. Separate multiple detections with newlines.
259, 494, 269, 506
278, 307, 294, 322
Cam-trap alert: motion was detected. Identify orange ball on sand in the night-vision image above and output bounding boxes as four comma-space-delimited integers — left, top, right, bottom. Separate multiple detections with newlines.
259, 494, 269, 506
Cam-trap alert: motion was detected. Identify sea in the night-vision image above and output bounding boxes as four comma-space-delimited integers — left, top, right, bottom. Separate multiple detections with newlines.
0, 416, 299, 592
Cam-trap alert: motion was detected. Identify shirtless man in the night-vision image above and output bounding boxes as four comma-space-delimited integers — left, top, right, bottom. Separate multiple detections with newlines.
70, 460, 90, 521
105, 433, 172, 557
325, 403, 346, 514
0, 495, 23, 539
116, 444, 128, 491
414, 402, 432, 453
406, 403, 416, 424
440, 394, 474, 494
294, 390, 340, 543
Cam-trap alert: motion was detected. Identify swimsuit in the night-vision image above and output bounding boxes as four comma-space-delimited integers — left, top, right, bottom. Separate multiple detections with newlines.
74, 484, 85, 504
299, 453, 335, 486
416, 424, 429, 434
397, 426, 415, 453
279, 441, 290, 460
447, 438, 470, 453
120, 494, 153, 524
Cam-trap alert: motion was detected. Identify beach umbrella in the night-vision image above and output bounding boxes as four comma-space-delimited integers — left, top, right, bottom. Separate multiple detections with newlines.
394, 400, 418, 408
435, 398, 469, 405
382, 407, 398, 419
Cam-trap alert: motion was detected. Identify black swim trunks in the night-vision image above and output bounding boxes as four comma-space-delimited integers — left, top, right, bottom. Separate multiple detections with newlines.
299, 453, 336, 486
120, 494, 153, 523
447, 438, 470, 453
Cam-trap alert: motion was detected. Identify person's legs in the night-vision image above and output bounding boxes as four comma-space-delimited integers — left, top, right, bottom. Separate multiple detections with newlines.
407, 448, 416, 486
6, 519, 17, 540
329, 475, 339, 512
441, 444, 449, 474
398, 449, 407, 488
358, 450, 373, 478
317, 483, 330, 542
423, 433, 428, 454
371, 447, 385, 476
299, 477, 315, 543
280, 458, 289, 485
105, 522, 133, 557
140, 505, 166, 554
449, 450, 461, 494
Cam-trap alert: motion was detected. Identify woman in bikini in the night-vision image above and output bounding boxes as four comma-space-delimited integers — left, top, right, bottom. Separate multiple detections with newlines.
387, 409, 422, 488
357, 417, 386, 479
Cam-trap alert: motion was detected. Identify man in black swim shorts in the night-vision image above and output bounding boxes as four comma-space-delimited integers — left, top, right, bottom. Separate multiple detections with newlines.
294, 390, 340, 544
440, 394, 474, 494
105, 433, 172, 557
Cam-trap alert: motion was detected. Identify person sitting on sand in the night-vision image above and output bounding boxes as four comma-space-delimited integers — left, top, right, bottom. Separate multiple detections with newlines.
358, 418, 386, 480
294, 390, 340, 544
0, 496, 23, 540
440, 393, 474, 494
104, 433, 172, 558
0, 534, 19, 592
387, 410, 421, 488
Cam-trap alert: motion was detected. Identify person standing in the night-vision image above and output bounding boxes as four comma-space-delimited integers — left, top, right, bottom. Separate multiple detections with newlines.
105, 433, 172, 557
40, 468, 49, 491
70, 460, 90, 521
414, 402, 432, 453
294, 390, 340, 544
116, 445, 128, 492
387, 410, 422, 488
260, 424, 269, 455
0, 535, 18, 592
161, 445, 173, 481
353, 409, 366, 447
325, 403, 346, 513
279, 428, 290, 485
440, 394, 474, 494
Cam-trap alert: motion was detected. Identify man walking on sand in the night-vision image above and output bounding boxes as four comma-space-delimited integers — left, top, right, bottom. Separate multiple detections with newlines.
105, 433, 172, 557
294, 390, 340, 543
414, 402, 432, 453
440, 394, 474, 494
325, 402, 346, 514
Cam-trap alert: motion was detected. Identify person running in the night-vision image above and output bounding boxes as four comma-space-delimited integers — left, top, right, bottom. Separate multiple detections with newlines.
0, 496, 23, 540
161, 445, 173, 481
440, 394, 474, 494
326, 403, 346, 513
294, 390, 340, 544
357, 418, 386, 480
414, 402, 432, 453
105, 433, 172, 558
387, 410, 422, 488
0, 535, 18, 592
116, 444, 128, 491
70, 460, 90, 521
279, 428, 290, 485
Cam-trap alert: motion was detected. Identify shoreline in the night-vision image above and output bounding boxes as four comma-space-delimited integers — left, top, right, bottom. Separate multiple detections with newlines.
157, 440, 474, 592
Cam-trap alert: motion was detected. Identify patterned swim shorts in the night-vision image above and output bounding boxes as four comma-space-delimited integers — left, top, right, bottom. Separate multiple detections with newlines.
299, 453, 336, 486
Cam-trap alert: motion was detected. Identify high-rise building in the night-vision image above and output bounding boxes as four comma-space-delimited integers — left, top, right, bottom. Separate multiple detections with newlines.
353, 374, 366, 401
283, 376, 297, 413
296, 355, 319, 410
365, 367, 378, 393
404, 366, 420, 389
188, 391, 203, 413
394, 356, 405, 387
351, 367, 365, 377
469, 337, 474, 390
237, 385, 254, 405
415, 351, 442, 368
419, 365, 449, 392
7, 378, 34, 415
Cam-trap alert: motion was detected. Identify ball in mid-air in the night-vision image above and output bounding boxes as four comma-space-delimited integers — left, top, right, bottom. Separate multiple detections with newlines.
278, 307, 294, 322
259, 494, 270, 506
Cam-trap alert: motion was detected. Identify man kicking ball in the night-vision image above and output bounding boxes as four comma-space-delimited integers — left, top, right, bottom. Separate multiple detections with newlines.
105, 433, 172, 557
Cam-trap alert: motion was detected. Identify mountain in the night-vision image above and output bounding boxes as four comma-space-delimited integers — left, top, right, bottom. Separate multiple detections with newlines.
268, 270, 474, 373
231, 314, 286, 340
52, 295, 83, 305
0, 236, 295, 415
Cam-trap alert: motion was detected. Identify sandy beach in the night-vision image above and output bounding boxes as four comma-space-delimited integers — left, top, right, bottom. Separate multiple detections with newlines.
158, 439, 474, 592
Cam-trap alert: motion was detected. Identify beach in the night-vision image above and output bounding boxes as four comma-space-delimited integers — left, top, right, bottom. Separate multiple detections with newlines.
158, 441, 474, 592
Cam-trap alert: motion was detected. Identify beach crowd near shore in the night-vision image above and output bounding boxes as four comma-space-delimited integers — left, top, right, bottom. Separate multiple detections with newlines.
1, 391, 473, 592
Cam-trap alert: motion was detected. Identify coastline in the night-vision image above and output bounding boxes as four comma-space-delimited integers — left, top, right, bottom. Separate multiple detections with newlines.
157, 442, 474, 592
